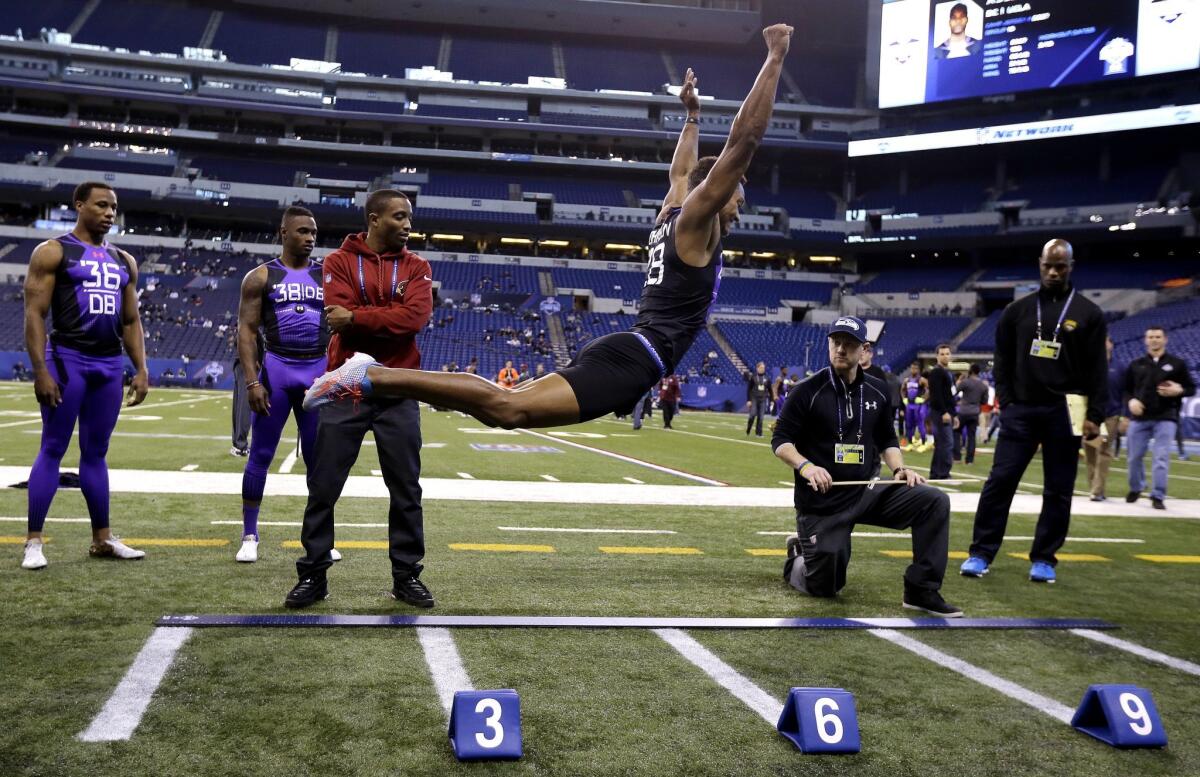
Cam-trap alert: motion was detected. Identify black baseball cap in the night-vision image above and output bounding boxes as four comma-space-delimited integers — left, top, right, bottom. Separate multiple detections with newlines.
827, 315, 869, 343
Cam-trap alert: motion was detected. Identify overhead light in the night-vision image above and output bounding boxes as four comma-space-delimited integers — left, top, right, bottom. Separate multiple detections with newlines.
809, 255, 839, 263
722, 249, 744, 257
604, 243, 641, 251
500, 237, 533, 245
432, 233, 464, 241
750, 251, 776, 258
539, 239, 570, 247
407, 232, 426, 240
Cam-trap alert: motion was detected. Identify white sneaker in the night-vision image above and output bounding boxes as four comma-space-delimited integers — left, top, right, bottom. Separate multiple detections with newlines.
330, 547, 343, 562
236, 535, 259, 563
22, 539, 47, 570
90, 536, 146, 560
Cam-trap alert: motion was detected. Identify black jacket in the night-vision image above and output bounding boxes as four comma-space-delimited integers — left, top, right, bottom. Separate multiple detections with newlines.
772, 366, 899, 516
1123, 352, 1195, 422
994, 284, 1108, 424
927, 365, 956, 416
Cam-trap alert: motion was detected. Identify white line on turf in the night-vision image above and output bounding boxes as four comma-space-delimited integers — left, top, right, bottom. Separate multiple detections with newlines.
540, 474, 559, 482
654, 628, 783, 726
597, 418, 770, 447
753, 531, 1144, 543
867, 629, 1074, 723
279, 447, 298, 474
210, 520, 389, 527
623, 477, 644, 484
1069, 629, 1200, 677
180, 464, 199, 472
416, 627, 473, 719
0, 516, 91, 523
497, 526, 677, 535
457, 472, 475, 480
122, 395, 224, 413
518, 428, 726, 486
77, 627, 193, 742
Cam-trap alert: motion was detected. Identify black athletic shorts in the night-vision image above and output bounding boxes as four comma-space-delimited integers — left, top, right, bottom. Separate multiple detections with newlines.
559, 331, 665, 422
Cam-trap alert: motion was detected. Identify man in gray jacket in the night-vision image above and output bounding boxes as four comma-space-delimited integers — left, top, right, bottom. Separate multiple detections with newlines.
956, 364, 989, 465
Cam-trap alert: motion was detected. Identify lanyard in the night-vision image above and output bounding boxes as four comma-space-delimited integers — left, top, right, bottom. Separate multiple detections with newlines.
357, 254, 399, 305
1036, 287, 1075, 343
829, 368, 865, 443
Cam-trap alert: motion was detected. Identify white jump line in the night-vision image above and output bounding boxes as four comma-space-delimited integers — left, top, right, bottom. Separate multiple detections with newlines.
654, 628, 783, 726
1070, 629, 1200, 677
868, 629, 1074, 724
416, 627, 473, 720
623, 477, 644, 484
77, 627, 193, 742
518, 428, 726, 486
498, 526, 677, 535
210, 520, 389, 528
278, 447, 299, 474
596, 418, 770, 448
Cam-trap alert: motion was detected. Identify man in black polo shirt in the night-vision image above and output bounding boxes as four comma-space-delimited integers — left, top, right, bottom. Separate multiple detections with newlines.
1123, 326, 1195, 509
961, 239, 1107, 584
773, 316, 961, 617
927, 343, 959, 480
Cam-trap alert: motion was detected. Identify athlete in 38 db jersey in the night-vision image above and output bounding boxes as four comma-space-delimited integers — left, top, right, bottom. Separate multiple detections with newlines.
302, 24, 794, 426
21, 182, 150, 570
233, 206, 331, 563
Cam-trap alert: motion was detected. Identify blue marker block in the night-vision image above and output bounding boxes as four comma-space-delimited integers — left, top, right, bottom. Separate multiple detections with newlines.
776, 688, 860, 754
448, 689, 523, 760
1072, 684, 1166, 748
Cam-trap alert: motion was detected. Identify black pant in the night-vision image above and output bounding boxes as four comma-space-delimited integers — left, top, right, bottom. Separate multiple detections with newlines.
746, 397, 768, 436
929, 414, 955, 480
956, 416, 979, 463
231, 360, 251, 451
968, 402, 1079, 566
783, 484, 950, 596
661, 400, 677, 428
297, 398, 424, 582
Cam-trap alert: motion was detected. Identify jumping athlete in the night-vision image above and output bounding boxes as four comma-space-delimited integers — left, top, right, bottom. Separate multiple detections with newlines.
233, 206, 331, 563
302, 24, 795, 426
21, 182, 149, 570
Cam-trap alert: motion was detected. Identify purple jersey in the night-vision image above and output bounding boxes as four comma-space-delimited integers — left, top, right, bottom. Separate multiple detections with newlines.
261, 259, 329, 358
905, 375, 922, 401
48, 234, 131, 357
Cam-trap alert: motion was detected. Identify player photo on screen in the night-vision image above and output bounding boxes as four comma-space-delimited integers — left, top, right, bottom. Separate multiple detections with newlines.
878, 0, 931, 108
1136, 0, 1200, 76
932, 1, 983, 59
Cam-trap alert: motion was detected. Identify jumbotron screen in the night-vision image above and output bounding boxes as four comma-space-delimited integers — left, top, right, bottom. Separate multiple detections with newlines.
876, 0, 1199, 108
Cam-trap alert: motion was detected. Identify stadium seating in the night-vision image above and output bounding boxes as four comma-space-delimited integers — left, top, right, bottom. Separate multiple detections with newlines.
856, 267, 973, 294
210, 8, 326, 66
874, 317, 972, 371
718, 321, 827, 376
335, 25, 441, 78
449, 33, 554, 85
73, 0, 208, 53
561, 40, 668, 94
957, 309, 1003, 351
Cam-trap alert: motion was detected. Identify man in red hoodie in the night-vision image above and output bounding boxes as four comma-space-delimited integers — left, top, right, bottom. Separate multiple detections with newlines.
286, 189, 435, 610
302, 25, 794, 433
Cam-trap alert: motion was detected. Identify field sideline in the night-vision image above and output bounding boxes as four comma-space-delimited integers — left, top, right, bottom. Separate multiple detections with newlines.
1, 383, 1197, 776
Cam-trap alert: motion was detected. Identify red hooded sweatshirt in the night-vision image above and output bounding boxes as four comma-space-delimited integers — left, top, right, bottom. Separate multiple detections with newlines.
322, 232, 433, 370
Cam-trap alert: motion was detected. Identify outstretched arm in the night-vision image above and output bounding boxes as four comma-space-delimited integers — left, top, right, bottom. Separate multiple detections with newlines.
658, 68, 701, 222
675, 24, 792, 261
23, 240, 63, 407
237, 266, 270, 414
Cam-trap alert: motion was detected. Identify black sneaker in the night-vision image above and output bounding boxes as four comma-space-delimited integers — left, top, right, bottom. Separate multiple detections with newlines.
1125, 491, 1141, 503
391, 575, 435, 608
1151, 497, 1166, 510
902, 589, 964, 618
284, 576, 328, 609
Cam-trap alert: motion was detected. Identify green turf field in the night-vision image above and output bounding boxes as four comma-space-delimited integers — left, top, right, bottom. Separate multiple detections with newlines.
1, 383, 1197, 776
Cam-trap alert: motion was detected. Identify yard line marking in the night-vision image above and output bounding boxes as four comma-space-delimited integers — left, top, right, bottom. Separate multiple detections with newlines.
417, 627, 473, 719
880, 550, 970, 560
778, 481, 792, 486
1006, 553, 1111, 562
457, 472, 475, 480
517, 428, 726, 486
177, 417, 209, 421
122, 395, 224, 413
283, 540, 388, 549
867, 628, 1075, 724
906, 464, 1074, 496
540, 474, 560, 482
600, 546, 702, 555
497, 526, 677, 535
654, 628, 783, 726
1111, 466, 1200, 483
210, 520, 389, 528
77, 627, 193, 742
597, 418, 770, 447
1004, 536, 1144, 544
0, 516, 90, 523
0, 535, 45, 544
180, 464, 199, 472
1069, 629, 1200, 677
745, 548, 787, 556
0, 419, 46, 429
1135, 554, 1200, 563
623, 477, 645, 484
450, 543, 556, 553
120, 538, 228, 547
278, 447, 298, 474
755, 530, 1144, 544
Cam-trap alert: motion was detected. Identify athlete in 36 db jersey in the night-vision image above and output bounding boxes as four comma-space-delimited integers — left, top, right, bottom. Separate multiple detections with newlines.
21, 182, 149, 570
233, 207, 331, 563
301, 25, 794, 426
